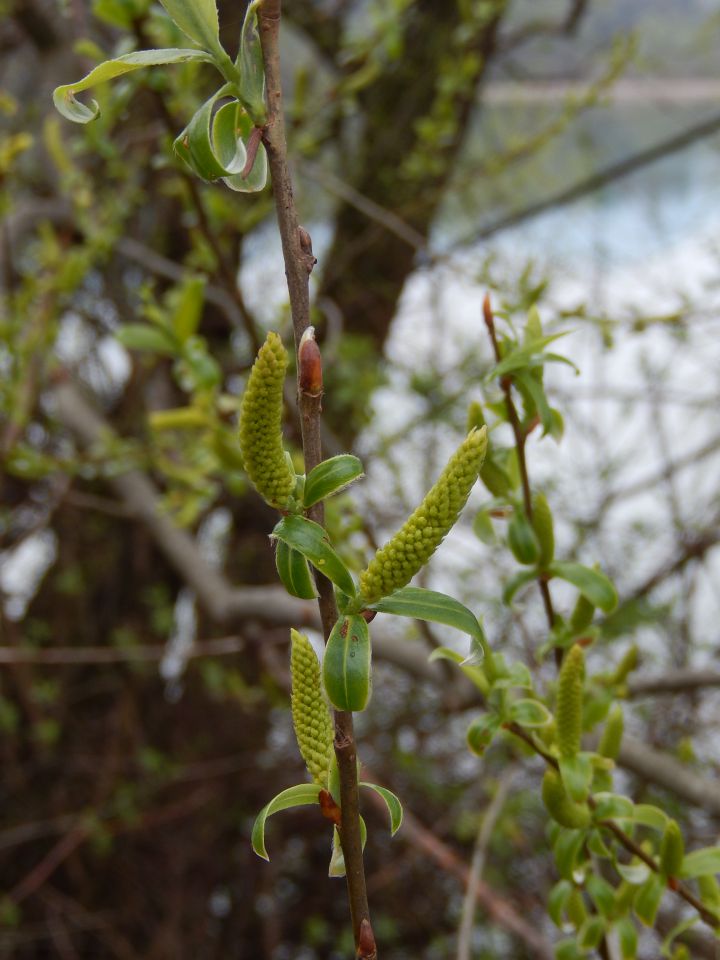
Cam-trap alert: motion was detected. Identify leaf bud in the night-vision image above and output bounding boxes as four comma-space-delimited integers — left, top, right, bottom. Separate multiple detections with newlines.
298, 326, 323, 398
508, 507, 541, 565
466, 401, 485, 432
612, 645, 639, 685
569, 593, 595, 635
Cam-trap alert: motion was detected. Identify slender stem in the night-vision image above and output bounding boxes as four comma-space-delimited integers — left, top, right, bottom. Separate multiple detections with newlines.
258, 4, 375, 956
505, 722, 720, 932
483, 295, 558, 657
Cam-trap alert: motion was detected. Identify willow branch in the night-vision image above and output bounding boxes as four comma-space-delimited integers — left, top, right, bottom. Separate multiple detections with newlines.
505, 723, 720, 931
258, 4, 374, 955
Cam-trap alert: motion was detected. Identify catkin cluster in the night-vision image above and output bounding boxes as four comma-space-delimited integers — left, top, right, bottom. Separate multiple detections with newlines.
359, 428, 487, 604
290, 629, 333, 787
239, 332, 295, 508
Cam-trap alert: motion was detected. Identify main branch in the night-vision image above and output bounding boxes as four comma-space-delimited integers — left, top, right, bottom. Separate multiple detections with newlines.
258, 3, 374, 955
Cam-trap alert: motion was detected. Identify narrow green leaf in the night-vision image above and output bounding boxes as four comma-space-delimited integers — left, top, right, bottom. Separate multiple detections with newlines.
502, 568, 537, 605
360, 782, 403, 836
586, 875, 616, 919
592, 792, 634, 821
251, 783, 321, 860
170, 275, 206, 343
272, 515, 356, 597
322, 615, 371, 712
549, 562, 618, 613
660, 917, 698, 958
177, 93, 245, 180
548, 879, 572, 927
472, 508, 496, 544
515, 369, 554, 435
615, 861, 651, 886
369, 586, 485, 642
304, 455, 364, 508
237, 0, 267, 122
488, 332, 570, 379
275, 541, 317, 600
116, 324, 178, 355
329, 817, 367, 877
158, 0, 222, 55
559, 753, 593, 803
616, 916, 638, 959
631, 804, 668, 832
507, 698, 552, 728
578, 916, 605, 950
53, 49, 214, 123
634, 873, 664, 926
680, 846, 720, 879
466, 713, 501, 756
553, 828, 589, 882
427, 647, 490, 695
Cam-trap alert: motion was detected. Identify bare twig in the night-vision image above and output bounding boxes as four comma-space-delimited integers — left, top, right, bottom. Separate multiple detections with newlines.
456, 772, 515, 960
259, 4, 374, 954
627, 668, 720, 697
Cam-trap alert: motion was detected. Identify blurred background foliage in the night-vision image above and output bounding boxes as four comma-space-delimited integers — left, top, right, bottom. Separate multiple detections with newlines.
2, 0, 720, 957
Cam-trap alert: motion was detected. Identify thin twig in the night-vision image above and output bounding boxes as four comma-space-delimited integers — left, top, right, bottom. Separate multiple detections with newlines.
258, 4, 374, 955
456, 771, 515, 960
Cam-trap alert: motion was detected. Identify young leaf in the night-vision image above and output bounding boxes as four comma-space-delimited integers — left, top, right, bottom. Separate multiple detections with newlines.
322, 615, 372, 712
428, 647, 490, 695
578, 915, 605, 950
502, 568, 537, 605
549, 562, 618, 613
680, 846, 720, 879
487, 332, 571, 379
369, 587, 486, 643
157, 0, 222, 55
170, 275, 206, 343
175, 93, 246, 181
237, 0, 266, 122
53, 49, 215, 123
592, 793, 634, 821
630, 804, 668, 832
329, 817, 367, 877
634, 873, 664, 927
251, 783, 322, 860
214, 102, 268, 192
275, 541, 318, 600
507, 698, 552, 728
116, 324, 178, 355
466, 713, 501, 756
272, 515, 356, 598
559, 753, 593, 803
616, 916, 638, 959
303, 455, 364, 508
360, 782, 403, 835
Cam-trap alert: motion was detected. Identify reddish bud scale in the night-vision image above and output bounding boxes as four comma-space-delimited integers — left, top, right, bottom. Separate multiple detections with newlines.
299, 326, 323, 397
319, 788, 342, 826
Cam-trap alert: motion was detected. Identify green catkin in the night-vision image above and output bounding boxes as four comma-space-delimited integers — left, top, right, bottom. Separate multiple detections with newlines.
598, 704, 624, 760
359, 427, 488, 604
542, 768, 591, 829
556, 644, 585, 759
531, 493, 554, 567
290, 629, 333, 787
612, 645, 639, 685
659, 820, 684, 878
239, 331, 295, 508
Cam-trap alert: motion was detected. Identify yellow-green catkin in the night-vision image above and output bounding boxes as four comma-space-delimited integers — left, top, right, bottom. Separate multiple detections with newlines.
359, 428, 488, 604
542, 768, 591, 829
659, 819, 684, 878
531, 493, 554, 568
599, 704, 624, 760
290, 629, 333, 787
239, 331, 295, 508
612, 645, 638, 685
556, 644, 585, 759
